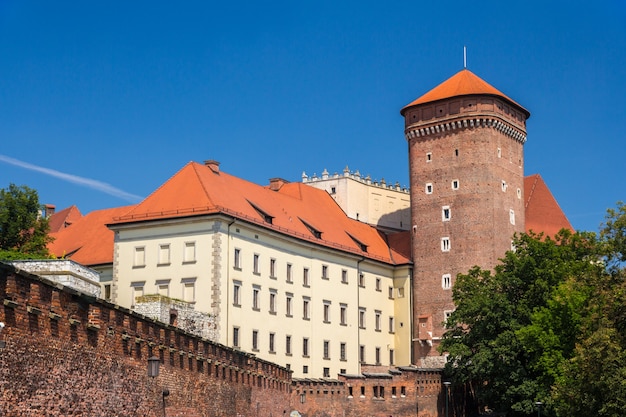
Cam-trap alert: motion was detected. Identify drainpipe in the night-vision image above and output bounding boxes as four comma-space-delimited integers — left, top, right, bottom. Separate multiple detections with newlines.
356, 257, 364, 374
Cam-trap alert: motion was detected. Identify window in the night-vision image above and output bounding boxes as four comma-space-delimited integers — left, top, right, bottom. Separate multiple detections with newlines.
303, 298, 310, 320
252, 330, 258, 351
359, 308, 366, 329
303, 365, 308, 374
234, 248, 241, 269
270, 258, 276, 278
130, 282, 144, 307
104, 284, 111, 301
442, 273, 452, 289
426, 152, 432, 162
375, 347, 381, 365
389, 316, 395, 333
286, 293, 293, 317
341, 269, 348, 283
502, 180, 508, 192
397, 287, 405, 298
517, 188, 522, 199
322, 265, 328, 279
303, 268, 309, 287
133, 247, 146, 268
375, 311, 381, 331
323, 302, 331, 323
358, 273, 365, 288
442, 206, 451, 221
269, 333, 275, 353
323, 340, 330, 359
444, 310, 453, 323
303, 338, 309, 357
340, 304, 347, 326
269, 291, 277, 314
510, 209, 516, 225
181, 277, 196, 302
252, 287, 260, 310
388, 286, 394, 299
156, 279, 170, 297
391, 386, 397, 398
360, 386, 365, 397
375, 277, 381, 291
233, 282, 241, 306
452, 179, 459, 190
286, 335, 292, 355
359, 345, 365, 363
286, 263, 293, 283
441, 237, 451, 252
348, 386, 353, 397
497, 147, 502, 158
158, 244, 170, 265
183, 241, 196, 263
340, 342, 347, 361
233, 327, 240, 347
425, 183, 433, 194
323, 367, 330, 378
389, 349, 395, 366
253, 254, 260, 274
401, 386, 406, 397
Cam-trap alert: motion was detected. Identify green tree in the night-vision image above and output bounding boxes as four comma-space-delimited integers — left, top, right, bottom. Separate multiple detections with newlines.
0, 183, 52, 259
440, 230, 601, 416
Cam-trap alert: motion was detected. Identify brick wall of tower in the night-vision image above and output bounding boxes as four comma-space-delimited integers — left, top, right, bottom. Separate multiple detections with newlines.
404, 95, 527, 364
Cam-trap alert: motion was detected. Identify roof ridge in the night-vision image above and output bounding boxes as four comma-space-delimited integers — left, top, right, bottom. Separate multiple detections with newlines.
191, 162, 216, 208
525, 173, 539, 209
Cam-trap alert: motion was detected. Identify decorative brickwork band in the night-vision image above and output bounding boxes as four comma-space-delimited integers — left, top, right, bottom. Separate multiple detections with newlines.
405, 116, 527, 143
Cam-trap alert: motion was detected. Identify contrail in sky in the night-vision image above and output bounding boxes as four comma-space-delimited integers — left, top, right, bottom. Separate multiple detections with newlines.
0, 154, 143, 203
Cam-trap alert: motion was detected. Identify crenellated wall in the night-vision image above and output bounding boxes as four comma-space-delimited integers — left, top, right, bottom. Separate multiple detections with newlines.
0, 263, 291, 417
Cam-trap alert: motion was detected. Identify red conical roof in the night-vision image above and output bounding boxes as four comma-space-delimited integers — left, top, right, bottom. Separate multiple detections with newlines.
401, 69, 529, 118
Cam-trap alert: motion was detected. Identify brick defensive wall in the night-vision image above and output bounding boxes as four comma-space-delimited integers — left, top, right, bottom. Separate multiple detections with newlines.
0, 263, 291, 417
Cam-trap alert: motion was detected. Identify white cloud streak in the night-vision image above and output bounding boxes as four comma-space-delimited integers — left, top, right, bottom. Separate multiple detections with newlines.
0, 154, 143, 203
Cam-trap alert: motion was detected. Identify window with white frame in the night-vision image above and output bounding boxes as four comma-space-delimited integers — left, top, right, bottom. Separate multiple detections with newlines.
452, 179, 459, 190
502, 180, 508, 192
233, 281, 241, 306
286, 263, 293, 283
375, 310, 381, 331
270, 258, 276, 278
340, 342, 347, 361
442, 273, 452, 289
425, 183, 433, 194
253, 254, 260, 274
375, 277, 381, 291
359, 345, 365, 363
181, 277, 196, 302
441, 237, 451, 252
322, 265, 329, 279
389, 316, 395, 333
252, 330, 258, 351
323, 340, 330, 359
303, 268, 310, 287
303, 297, 310, 320
156, 279, 170, 297
323, 301, 331, 323
252, 286, 260, 310
269, 332, 275, 353
233, 326, 240, 347
234, 248, 241, 269
358, 273, 365, 288
133, 247, 146, 268
183, 241, 196, 263
388, 286, 394, 299
442, 206, 451, 221
285, 335, 292, 355
510, 209, 516, 225
341, 269, 348, 283
340, 304, 347, 326
359, 308, 366, 329
158, 244, 170, 266
303, 337, 309, 357
286, 293, 293, 317
269, 290, 277, 314
426, 152, 432, 162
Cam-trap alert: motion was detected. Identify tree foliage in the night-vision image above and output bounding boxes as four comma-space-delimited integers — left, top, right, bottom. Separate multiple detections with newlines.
0, 183, 52, 259
440, 203, 626, 416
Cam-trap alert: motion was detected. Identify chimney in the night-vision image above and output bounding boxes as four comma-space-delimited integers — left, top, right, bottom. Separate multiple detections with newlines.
269, 178, 289, 191
204, 160, 220, 173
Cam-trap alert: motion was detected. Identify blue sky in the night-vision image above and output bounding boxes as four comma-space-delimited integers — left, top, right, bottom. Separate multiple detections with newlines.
1, 1, 624, 233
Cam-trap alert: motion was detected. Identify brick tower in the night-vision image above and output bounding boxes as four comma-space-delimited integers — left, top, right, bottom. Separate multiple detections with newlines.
400, 69, 530, 366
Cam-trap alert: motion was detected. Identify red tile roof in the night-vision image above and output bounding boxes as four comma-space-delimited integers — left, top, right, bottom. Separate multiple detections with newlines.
48, 205, 135, 266
401, 69, 530, 118
111, 161, 411, 265
47, 205, 82, 232
524, 174, 573, 236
